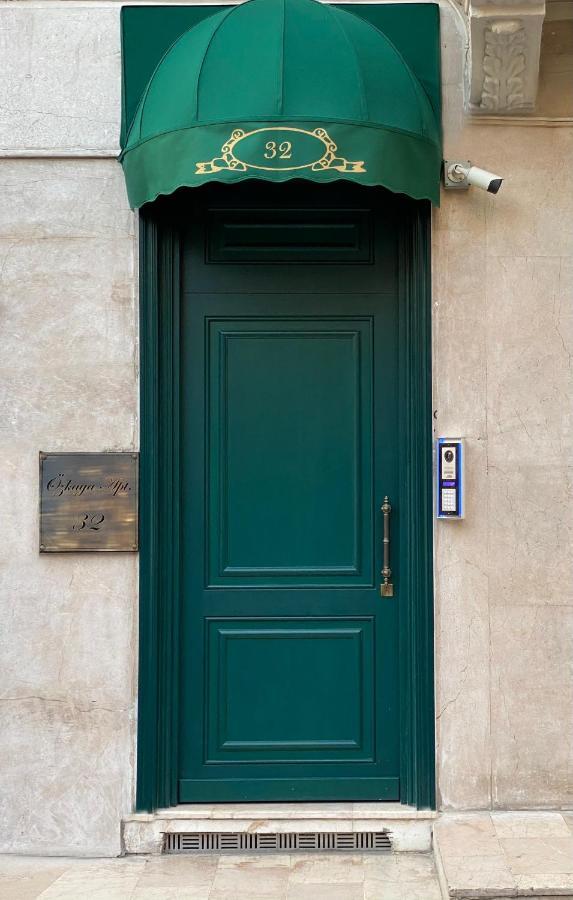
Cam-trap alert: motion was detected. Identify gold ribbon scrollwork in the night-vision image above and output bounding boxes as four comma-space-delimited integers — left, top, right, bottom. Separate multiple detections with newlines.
195, 127, 366, 175
195, 130, 249, 174
310, 128, 365, 173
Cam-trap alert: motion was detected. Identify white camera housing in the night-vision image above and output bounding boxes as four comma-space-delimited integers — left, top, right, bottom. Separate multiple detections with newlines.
443, 160, 503, 194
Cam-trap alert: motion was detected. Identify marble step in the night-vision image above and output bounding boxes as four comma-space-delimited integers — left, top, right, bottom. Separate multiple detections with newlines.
123, 802, 436, 855
434, 812, 573, 899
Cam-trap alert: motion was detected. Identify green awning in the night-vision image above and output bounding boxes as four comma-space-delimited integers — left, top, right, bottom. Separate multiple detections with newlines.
119, 0, 442, 208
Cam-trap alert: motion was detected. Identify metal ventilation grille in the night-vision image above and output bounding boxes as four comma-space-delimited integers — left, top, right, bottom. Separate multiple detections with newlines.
164, 831, 392, 853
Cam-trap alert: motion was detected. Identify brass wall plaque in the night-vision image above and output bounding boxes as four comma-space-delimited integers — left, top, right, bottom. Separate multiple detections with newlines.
39, 452, 139, 552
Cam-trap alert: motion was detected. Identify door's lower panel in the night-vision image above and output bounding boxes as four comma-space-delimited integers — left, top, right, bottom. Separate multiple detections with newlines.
204, 618, 374, 763
179, 777, 400, 802
179, 616, 400, 801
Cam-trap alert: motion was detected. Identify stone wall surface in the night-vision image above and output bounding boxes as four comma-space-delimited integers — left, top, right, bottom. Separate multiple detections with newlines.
0, 0, 571, 856
0, 6, 121, 154
0, 158, 138, 855
435, 5, 573, 807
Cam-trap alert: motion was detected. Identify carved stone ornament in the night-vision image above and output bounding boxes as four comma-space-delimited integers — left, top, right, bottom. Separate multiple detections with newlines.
467, 0, 545, 115
481, 21, 527, 111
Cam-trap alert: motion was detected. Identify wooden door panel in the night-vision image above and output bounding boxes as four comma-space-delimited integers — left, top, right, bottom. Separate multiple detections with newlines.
208, 318, 372, 585
206, 207, 373, 264
205, 618, 374, 762
181, 182, 397, 295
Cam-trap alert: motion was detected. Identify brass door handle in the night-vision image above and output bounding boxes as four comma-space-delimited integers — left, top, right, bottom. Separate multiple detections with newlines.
380, 496, 394, 597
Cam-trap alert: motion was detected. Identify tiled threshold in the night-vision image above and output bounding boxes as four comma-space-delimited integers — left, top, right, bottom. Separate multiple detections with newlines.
123, 802, 437, 855
434, 812, 573, 899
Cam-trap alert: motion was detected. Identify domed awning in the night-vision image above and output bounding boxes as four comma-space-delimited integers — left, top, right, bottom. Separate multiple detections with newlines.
119, 0, 442, 208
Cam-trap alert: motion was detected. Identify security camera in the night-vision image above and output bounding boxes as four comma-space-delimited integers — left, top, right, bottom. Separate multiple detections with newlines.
443, 160, 503, 194
466, 166, 503, 193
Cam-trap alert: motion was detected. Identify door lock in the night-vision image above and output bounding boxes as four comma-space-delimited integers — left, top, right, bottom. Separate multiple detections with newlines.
380, 496, 394, 597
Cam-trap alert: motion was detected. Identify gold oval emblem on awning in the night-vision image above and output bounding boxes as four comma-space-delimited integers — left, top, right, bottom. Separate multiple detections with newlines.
196, 127, 365, 175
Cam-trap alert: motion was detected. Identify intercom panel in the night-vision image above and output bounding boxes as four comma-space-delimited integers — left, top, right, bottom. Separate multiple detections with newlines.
436, 438, 464, 519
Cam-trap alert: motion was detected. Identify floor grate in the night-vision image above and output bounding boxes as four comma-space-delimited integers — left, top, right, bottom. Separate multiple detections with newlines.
164, 830, 392, 853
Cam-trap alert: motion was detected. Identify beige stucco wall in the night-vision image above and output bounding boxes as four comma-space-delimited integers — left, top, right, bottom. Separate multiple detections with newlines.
0, 0, 571, 856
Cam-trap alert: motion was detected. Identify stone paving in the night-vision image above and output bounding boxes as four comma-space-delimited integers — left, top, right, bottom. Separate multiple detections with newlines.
0, 851, 442, 899
5, 811, 573, 899
434, 812, 573, 899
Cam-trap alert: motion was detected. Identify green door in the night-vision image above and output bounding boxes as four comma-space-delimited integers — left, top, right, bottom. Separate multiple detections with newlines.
179, 182, 401, 802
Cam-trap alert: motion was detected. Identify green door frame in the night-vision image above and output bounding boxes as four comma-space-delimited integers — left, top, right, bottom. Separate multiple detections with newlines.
135, 191, 435, 812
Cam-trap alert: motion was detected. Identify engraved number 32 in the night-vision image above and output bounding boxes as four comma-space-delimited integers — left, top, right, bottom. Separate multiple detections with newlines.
264, 141, 292, 160
73, 513, 105, 532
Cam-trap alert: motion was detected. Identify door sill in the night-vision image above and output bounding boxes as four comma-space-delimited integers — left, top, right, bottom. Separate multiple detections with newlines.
122, 803, 437, 855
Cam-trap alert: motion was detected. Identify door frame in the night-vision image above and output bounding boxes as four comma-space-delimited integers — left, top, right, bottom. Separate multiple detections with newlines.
135, 189, 435, 811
